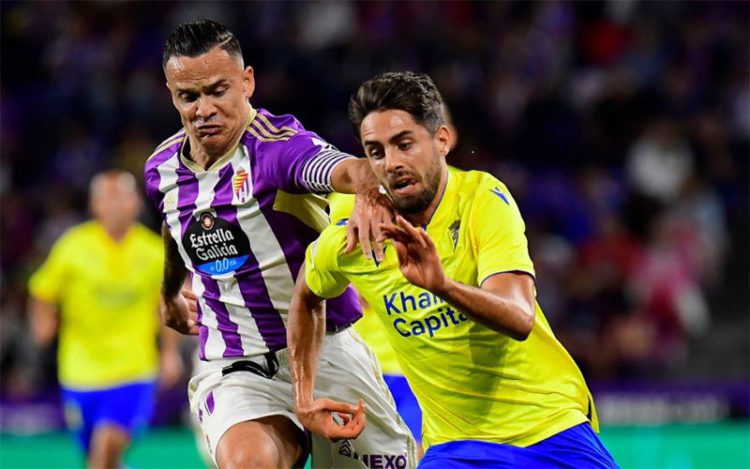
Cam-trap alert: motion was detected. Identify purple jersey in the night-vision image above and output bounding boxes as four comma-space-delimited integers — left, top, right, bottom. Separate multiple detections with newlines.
145, 108, 362, 359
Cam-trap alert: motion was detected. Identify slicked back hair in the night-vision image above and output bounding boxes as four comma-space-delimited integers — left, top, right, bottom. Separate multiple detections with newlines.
162, 19, 242, 68
348, 72, 445, 139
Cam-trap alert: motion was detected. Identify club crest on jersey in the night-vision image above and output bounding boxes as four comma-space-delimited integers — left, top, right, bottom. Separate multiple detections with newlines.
232, 167, 252, 204
200, 212, 215, 230
449, 220, 460, 251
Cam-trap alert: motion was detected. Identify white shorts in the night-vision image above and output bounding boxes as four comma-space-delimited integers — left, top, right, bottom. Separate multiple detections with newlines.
189, 328, 417, 468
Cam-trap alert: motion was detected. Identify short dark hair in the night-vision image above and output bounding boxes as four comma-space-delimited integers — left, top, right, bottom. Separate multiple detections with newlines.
348, 72, 445, 139
162, 19, 242, 68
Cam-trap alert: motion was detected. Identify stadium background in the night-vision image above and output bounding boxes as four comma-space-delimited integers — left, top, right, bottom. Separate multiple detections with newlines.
0, 1, 748, 468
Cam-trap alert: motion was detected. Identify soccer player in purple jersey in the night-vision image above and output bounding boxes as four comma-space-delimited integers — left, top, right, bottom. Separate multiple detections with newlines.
145, 20, 415, 468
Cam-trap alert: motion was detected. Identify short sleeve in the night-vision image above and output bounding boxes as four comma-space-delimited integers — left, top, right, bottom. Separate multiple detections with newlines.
28, 232, 74, 303
251, 112, 355, 194
470, 179, 535, 285
304, 228, 350, 299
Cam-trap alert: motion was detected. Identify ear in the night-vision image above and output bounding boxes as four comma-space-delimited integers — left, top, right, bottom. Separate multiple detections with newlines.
243, 66, 255, 100
434, 125, 452, 158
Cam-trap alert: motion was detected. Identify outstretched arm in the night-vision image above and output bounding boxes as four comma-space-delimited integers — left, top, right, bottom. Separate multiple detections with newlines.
287, 265, 365, 441
381, 216, 535, 340
160, 224, 198, 335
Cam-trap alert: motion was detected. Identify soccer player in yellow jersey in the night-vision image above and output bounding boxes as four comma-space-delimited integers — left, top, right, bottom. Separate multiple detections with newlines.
28, 170, 183, 468
288, 72, 618, 467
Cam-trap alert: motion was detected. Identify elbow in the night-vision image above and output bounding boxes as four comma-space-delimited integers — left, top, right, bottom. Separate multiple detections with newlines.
510, 309, 535, 341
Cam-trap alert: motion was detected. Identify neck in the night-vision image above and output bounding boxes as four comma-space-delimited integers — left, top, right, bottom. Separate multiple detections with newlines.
402, 168, 448, 227
103, 224, 130, 243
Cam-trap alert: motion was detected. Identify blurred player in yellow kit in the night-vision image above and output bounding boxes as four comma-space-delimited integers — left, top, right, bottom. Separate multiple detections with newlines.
28, 170, 182, 468
289, 72, 618, 468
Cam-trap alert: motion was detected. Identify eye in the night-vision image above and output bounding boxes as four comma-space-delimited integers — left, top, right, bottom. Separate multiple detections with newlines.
398, 141, 412, 151
179, 92, 198, 103
368, 148, 384, 159
213, 88, 226, 97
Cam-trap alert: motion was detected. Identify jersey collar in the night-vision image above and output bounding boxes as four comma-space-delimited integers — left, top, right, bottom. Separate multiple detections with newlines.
422, 166, 458, 230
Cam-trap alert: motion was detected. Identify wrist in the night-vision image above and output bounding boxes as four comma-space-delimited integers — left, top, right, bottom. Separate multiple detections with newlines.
433, 275, 454, 298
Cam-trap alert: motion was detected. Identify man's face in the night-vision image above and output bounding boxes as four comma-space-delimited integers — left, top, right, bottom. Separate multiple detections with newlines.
90, 174, 140, 231
165, 46, 254, 157
360, 110, 449, 215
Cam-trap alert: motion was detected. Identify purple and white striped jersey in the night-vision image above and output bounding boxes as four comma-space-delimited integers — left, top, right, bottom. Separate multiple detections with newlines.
145, 108, 362, 360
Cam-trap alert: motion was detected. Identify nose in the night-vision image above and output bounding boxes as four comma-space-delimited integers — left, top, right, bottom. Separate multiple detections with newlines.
195, 95, 216, 120
384, 148, 403, 174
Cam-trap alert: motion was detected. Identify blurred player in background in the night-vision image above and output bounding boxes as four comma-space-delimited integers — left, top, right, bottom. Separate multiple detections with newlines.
289, 72, 618, 468
27, 170, 183, 469
147, 20, 415, 468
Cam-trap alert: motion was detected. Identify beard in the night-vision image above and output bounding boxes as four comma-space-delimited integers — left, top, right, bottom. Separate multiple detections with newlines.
390, 157, 443, 215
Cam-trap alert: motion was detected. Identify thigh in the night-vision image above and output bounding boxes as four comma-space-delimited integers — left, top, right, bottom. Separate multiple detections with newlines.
189, 361, 306, 466
307, 329, 417, 468
216, 415, 305, 469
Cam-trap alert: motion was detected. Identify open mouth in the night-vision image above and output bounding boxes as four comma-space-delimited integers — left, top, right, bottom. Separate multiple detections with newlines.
390, 176, 418, 195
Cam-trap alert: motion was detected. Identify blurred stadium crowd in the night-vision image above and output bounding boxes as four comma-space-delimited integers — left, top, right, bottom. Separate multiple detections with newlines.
1, 0, 747, 413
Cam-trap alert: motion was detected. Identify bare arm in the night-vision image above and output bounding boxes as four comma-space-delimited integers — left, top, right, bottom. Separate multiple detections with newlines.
160, 224, 198, 335
158, 324, 184, 388
329, 158, 379, 195
28, 297, 59, 346
381, 216, 535, 340
287, 265, 364, 441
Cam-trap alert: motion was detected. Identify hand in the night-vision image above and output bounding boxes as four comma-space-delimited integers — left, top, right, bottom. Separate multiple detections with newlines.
345, 186, 394, 262
296, 398, 365, 441
160, 288, 200, 335
380, 216, 449, 293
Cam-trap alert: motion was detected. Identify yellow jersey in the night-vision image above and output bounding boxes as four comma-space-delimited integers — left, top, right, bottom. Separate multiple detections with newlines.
327, 192, 403, 375
306, 168, 597, 449
28, 221, 163, 390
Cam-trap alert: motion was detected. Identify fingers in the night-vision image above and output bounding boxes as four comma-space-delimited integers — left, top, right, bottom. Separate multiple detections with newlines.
187, 321, 200, 336
395, 216, 428, 249
329, 399, 366, 440
379, 223, 410, 245
181, 288, 197, 301
318, 398, 359, 415
371, 221, 385, 263
345, 222, 358, 254
358, 217, 374, 260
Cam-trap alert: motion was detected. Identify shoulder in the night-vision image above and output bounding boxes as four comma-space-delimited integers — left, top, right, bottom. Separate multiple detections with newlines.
132, 224, 162, 245
452, 169, 514, 213
52, 221, 97, 252
130, 224, 164, 264
243, 108, 305, 144
311, 221, 349, 262
454, 169, 508, 200
146, 129, 186, 167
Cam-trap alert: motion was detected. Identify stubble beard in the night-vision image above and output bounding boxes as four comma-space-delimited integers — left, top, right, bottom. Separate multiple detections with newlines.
392, 158, 443, 215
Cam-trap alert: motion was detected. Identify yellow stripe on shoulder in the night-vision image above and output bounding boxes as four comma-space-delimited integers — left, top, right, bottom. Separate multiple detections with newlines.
255, 113, 298, 136
247, 124, 293, 142
249, 119, 296, 140
147, 130, 186, 160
